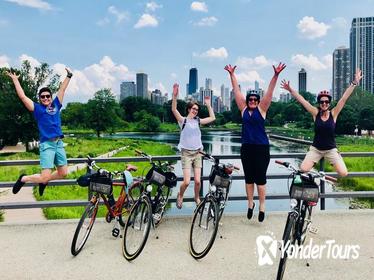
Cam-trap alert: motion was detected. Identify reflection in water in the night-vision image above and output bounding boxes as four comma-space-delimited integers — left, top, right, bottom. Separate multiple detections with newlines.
110, 131, 349, 214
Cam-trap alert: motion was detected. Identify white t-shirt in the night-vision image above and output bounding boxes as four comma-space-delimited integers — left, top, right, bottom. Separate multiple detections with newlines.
177, 117, 203, 151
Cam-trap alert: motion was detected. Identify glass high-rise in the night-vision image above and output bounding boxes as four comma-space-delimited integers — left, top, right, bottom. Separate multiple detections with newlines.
298, 68, 307, 93
332, 46, 350, 100
350, 17, 374, 94
120, 81, 136, 101
188, 68, 198, 95
136, 73, 148, 99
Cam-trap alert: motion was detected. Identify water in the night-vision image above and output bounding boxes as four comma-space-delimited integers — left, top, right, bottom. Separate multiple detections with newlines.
109, 131, 350, 214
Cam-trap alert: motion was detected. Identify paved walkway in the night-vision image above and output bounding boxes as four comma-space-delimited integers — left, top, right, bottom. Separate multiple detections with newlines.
0, 210, 373, 280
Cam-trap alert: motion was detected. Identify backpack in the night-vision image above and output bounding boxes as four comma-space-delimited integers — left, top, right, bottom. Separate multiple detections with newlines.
181, 117, 200, 131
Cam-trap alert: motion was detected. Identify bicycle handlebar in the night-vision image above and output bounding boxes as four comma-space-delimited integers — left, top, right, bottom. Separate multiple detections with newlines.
199, 151, 240, 170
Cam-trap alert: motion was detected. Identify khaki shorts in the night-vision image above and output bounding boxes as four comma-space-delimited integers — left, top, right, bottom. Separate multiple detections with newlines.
304, 146, 345, 166
181, 149, 202, 169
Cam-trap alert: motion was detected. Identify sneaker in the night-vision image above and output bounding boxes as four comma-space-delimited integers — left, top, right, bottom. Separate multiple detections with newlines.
13, 174, 26, 194
247, 202, 255, 220
38, 183, 48, 196
258, 211, 265, 222
176, 192, 183, 209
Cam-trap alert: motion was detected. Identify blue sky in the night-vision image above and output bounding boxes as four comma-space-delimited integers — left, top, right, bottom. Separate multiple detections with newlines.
1, 0, 373, 104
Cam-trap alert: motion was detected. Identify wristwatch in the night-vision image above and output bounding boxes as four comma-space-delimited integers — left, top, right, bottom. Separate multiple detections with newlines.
67, 72, 73, 78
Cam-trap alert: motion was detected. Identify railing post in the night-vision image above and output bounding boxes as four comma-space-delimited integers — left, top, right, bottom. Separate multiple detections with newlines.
319, 158, 325, 210
87, 165, 92, 201
199, 158, 204, 198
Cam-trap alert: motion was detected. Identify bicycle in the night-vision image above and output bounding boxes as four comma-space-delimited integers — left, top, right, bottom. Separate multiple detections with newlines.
122, 149, 177, 261
275, 160, 336, 280
71, 156, 141, 256
189, 151, 239, 259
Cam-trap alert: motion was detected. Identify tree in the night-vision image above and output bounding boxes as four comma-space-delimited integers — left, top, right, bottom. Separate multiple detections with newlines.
86, 89, 119, 137
0, 61, 59, 149
61, 102, 88, 128
134, 110, 161, 131
120, 96, 154, 122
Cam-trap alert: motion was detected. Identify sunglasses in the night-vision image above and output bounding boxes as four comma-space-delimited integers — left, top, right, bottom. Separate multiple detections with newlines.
40, 94, 51, 99
248, 98, 259, 102
319, 100, 330, 105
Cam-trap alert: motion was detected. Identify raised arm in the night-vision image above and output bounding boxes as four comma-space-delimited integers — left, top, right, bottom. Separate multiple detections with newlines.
171, 83, 184, 123
332, 68, 362, 120
6, 71, 34, 111
281, 80, 318, 117
200, 96, 216, 125
258, 63, 286, 113
224, 64, 246, 112
56, 67, 73, 103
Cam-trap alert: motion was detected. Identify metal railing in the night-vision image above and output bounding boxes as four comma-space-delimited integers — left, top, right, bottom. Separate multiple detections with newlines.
1, 152, 374, 211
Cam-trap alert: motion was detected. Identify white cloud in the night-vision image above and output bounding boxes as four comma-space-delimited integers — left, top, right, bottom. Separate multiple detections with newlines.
0, 55, 10, 68
195, 47, 228, 59
191, 1, 208, 12
134, 14, 158, 29
19, 54, 41, 69
170, 73, 178, 80
146, 2, 162, 12
297, 16, 330, 40
5, 0, 52, 11
194, 16, 218, 27
108, 6, 128, 24
0, 19, 9, 27
236, 55, 272, 69
291, 54, 331, 71
236, 70, 263, 84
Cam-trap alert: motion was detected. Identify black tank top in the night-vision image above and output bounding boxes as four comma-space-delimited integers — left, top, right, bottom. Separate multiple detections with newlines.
312, 110, 336, 150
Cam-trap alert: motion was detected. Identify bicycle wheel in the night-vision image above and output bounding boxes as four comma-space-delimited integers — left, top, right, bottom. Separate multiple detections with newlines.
276, 213, 297, 280
71, 200, 99, 256
189, 196, 219, 259
299, 204, 313, 245
122, 196, 152, 261
153, 185, 171, 227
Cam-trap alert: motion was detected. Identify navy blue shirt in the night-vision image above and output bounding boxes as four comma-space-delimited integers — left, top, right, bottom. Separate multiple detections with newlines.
312, 111, 336, 150
33, 98, 64, 143
241, 107, 269, 145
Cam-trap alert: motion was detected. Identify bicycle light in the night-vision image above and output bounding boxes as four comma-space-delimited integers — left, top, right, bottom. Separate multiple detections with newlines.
146, 184, 153, 192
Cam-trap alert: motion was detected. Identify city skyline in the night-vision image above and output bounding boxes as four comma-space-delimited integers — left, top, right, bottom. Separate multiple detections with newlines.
1, 0, 374, 105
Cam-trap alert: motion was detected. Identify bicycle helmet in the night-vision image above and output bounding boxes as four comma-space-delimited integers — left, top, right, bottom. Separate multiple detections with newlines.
317, 90, 332, 103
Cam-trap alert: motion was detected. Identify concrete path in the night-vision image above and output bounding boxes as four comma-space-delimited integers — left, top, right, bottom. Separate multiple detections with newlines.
0, 210, 373, 280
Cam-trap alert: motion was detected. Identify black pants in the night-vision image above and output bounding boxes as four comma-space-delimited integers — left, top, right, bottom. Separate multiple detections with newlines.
240, 144, 270, 185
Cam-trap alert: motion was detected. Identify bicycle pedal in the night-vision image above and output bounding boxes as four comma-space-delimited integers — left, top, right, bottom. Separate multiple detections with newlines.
112, 228, 120, 238
309, 226, 318, 234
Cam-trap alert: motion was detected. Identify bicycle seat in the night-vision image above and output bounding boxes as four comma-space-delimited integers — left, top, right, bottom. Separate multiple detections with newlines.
308, 201, 317, 207
126, 164, 138, 172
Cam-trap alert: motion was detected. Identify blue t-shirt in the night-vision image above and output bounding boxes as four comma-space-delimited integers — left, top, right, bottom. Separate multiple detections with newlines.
241, 107, 269, 145
33, 98, 64, 143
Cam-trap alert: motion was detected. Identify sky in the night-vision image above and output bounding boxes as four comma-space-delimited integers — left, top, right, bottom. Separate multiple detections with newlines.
0, 0, 374, 104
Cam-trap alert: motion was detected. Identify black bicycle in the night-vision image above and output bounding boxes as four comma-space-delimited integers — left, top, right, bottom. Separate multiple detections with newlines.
189, 151, 239, 259
122, 149, 177, 261
275, 160, 336, 280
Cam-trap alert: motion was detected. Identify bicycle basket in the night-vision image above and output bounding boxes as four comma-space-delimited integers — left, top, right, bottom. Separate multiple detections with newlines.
164, 171, 177, 188
290, 175, 319, 203
89, 173, 113, 195
209, 165, 231, 188
145, 166, 166, 186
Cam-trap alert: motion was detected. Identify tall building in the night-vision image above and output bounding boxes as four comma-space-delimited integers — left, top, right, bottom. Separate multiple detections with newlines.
298, 68, 307, 92
136, 73, 148, 99
332, 46, 350, 100
224, 87, 230, 110
254, 80, 260, 91
350, 17, 374, 94
220, 84, 225, 104
120, 81, 136, 101
205, 78, 212, 90
188, 68, 198, 95
151, 89, 167, 105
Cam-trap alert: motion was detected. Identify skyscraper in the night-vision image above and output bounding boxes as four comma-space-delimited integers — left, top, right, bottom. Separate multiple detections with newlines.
332, 46, 350, 100
254, 80, 259, 91
120, 81, 136, 101
205, 78, 212, 90
298, 68, 307, 92
350, 17, 374, 94
188, 68, 198, 95
136, 73, 148, 99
